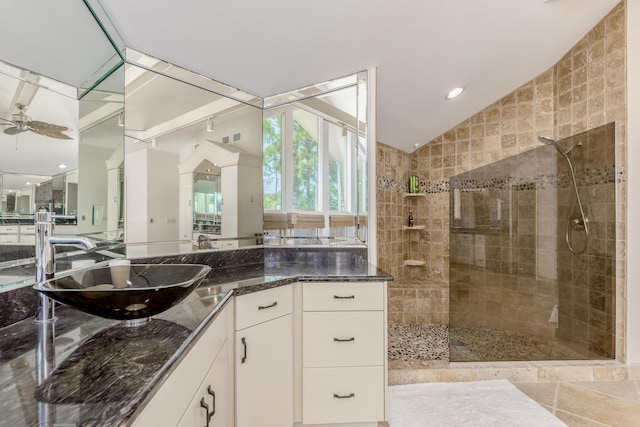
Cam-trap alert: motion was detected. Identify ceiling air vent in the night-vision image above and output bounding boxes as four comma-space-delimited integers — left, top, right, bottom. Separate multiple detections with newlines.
222, 135, 230, 144
233, 132, 241, 142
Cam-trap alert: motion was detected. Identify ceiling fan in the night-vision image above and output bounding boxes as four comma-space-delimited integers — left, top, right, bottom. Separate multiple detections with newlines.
0, 103, 72, 140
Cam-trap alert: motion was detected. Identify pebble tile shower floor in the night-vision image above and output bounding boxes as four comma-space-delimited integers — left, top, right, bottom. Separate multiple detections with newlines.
388, 324, 599, 366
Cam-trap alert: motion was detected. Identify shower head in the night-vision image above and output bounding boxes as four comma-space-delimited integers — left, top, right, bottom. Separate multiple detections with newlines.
537, 136, 582, 156
537, 136, 562, 151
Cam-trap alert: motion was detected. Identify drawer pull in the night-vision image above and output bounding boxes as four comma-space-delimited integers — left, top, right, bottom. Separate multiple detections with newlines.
333, 393, 355, 399
258, 301, 278, 310
241, 337, 247, 363
207, 385, 216, 417
333, 337, 355, 342
333, 295, 355, 299
200, 398, 211, 426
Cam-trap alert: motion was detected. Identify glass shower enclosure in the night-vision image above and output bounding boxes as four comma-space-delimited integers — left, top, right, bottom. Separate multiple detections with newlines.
449, 122, 617, 361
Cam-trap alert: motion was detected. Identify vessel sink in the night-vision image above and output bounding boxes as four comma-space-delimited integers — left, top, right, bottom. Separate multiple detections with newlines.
34, 264, 211, 324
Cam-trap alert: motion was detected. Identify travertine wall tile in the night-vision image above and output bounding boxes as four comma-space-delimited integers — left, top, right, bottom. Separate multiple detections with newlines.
377, 1, 626, 363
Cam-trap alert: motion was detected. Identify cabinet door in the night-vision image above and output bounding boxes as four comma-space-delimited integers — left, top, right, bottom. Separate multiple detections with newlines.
178, 339, 233, 427
236, 314, 292, 427
131, 305, 230, 427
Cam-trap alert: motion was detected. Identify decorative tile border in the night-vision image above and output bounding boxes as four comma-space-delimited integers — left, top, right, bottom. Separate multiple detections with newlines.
377, 164, 623, 195
376, 175, 408, 193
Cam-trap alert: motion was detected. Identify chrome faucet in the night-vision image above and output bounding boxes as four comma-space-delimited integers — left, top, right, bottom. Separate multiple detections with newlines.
35, 210, 97, 323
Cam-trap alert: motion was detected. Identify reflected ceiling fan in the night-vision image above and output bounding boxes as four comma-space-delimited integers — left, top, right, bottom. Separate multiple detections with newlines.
0, 103, 72, 140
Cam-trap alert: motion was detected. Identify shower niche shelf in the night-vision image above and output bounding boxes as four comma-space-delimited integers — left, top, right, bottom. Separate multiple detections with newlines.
403, 225, 425, 230
403, 191, 425, 267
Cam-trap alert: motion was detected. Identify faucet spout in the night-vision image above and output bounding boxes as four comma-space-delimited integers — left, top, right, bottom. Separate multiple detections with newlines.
34, 210, 97, 323
48, 235, 97, 251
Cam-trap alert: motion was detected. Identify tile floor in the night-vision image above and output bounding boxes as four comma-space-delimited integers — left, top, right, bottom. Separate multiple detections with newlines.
514, 380, 640, 426
388, 367, 640, 426
388, 325, 640, 426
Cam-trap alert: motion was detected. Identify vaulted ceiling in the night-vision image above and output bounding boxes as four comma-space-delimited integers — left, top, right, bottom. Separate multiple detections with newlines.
97, 0, 621, 153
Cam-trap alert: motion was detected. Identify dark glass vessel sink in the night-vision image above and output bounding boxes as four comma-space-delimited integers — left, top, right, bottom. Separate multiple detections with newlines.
34, 264, 210, 325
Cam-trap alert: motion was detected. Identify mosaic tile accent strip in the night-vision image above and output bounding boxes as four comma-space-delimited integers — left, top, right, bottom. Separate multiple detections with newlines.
376, 165, 622, 194
450, 165, 619, 192
377, 175, 408, 193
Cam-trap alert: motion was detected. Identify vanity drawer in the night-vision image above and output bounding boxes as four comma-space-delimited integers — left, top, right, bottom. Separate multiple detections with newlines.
303, 311, 384, 367
19, 225, 35, 234
0, 225, 19, 234
302, 366, 384, 425
235, 284, 292, 331
0, 234, 19, 243
19, 235, 36, 244
303, 282, 384, 311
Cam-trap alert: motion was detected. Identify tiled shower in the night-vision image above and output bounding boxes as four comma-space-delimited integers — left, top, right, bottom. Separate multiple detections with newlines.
380, 1, 626, 368
449, 122, 617, 361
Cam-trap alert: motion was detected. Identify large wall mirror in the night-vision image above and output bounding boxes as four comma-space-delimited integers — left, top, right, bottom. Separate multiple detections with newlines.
262, 72, 369, 247
122, 49, 264, 250
0, 1, 372, 292
0, 1, 124, 251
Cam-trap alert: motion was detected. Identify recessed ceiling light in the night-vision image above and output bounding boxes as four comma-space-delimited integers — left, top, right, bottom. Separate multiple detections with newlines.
25, 181, 31, 185
414, 143, 420, 148
57, 164, 67, 169
445, 87, 465, 100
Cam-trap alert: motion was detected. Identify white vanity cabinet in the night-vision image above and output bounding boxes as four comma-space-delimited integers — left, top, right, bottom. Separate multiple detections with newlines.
300, 282, 387, 427
235, 285, 293, 427
178, 339, 233, 427
131, 303, 234, 427
0, 225, 20, 243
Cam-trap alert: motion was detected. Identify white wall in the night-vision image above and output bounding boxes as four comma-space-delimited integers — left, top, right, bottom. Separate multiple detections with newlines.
77, 144, 112, 233
626, 0, 640, 363
125, 148, 180, 243
221, 163, 263, 238
125, 149, 148, 243
147, 149, 180, 242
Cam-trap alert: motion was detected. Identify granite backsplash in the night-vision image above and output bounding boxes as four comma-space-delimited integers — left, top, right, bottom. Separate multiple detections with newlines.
0, 245, 369, 329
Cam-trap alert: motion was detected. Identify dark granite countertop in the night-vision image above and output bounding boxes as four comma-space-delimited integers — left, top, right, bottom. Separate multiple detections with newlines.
0, 260, 391, 427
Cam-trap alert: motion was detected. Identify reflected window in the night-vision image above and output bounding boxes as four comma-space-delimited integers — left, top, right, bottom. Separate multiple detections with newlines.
357, 134, 368, 214
263, 114, 282, 210
329, 122, 349, 211
292, 109, 318, 211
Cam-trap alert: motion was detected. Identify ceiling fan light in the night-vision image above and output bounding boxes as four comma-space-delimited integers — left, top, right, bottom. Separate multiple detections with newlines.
445, 87, 465, 100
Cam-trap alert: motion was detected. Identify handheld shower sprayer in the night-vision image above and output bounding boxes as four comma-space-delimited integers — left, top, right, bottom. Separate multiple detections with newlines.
537, 136, 588, 254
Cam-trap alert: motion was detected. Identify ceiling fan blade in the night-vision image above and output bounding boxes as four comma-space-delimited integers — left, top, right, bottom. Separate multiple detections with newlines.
29, 120, 70, 132
28, 125, 72, 140
3, 126, 27, 135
